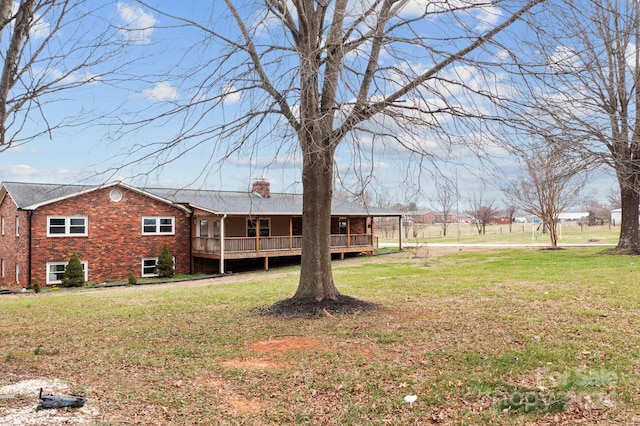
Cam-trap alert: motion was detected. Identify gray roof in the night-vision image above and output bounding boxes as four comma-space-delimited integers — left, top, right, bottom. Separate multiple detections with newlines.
1, 181, 400, 217
145, 187, 399, 216
1, 182, 99, 209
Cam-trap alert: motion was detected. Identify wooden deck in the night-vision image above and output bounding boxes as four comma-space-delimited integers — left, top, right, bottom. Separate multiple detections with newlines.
192, 234, 376, 260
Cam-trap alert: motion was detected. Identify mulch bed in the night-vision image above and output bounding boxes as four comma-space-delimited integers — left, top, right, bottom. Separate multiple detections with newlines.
257, 294, 381, 318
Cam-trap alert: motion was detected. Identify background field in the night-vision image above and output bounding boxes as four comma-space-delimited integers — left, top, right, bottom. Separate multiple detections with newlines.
2, 243, 640, 425
377, 222, 619, 246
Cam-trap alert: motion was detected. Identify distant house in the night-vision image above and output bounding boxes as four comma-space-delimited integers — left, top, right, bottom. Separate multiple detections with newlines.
611, 208, 621, 226
558, 212, 589, 222
0, 180, 401, 289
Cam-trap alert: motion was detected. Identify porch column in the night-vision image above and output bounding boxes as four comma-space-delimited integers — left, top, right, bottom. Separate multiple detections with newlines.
398, 216, 403, 250
255, 217, 260, 252
289, 217, 293, 251
219, 216, 226, 275
347, 217, 351, 247
371, 217, 375, 248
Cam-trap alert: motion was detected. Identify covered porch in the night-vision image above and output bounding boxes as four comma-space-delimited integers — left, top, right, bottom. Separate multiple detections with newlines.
190, 213, 400, 273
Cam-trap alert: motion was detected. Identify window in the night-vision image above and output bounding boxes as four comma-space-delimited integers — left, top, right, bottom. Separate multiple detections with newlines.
212, 220, 220, 238
142, 217, 175, 235
46, 261, 88, 284
1, 216, 4, 235
247, 218, 270, 237
198, 219, 209, 238
339, 217, 348, 234
15, 264, 19, 283
47, 216, 88, 236
141, 257, 175, 277
15, 216, 19, 236
1, 259, 4, 277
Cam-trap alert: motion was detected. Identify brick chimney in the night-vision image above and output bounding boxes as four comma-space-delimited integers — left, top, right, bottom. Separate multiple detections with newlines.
252, 179, 271, 198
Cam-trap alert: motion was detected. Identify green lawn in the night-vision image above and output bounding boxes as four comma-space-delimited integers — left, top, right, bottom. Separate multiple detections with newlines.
2, 247, 640, 425
379, 223, 620, 246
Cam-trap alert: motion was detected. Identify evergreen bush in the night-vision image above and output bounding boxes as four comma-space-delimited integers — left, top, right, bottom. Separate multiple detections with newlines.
128, 272, 137, 285
155, 245, 174, 278
62, 253, 85, 287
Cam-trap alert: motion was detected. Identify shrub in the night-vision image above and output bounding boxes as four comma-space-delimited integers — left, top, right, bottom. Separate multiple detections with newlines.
128, 273, 137, 285
61, 253, 85, 287
32, 280, 41, 294
155, 245, 174, 278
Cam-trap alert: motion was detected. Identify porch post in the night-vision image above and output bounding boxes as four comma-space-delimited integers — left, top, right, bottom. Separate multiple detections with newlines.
347, 217, 351, 247
371, 217, 375, 248
398, 216, 403, 251
289, 217, 293, 251
255, 217, 260, 252
219, 216, 226, 275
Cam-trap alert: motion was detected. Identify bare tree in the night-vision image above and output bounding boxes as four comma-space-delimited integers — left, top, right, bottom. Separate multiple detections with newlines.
466, 193, 498, 235
433, 177, 457, 237
606, 187, 621, 210
504, 204, 517, 233
0, 1, 129, 150
502, 140, 589, 248
502, 0, 640, 252
125, 1, 546, 304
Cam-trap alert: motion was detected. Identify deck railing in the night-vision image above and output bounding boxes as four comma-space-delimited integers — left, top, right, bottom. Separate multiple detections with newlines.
193, 234, 373, 255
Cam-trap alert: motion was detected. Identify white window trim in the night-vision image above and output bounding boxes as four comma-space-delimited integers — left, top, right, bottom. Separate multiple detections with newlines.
15, 263, 19, 283
46, 261, 88, 285
141, 257, 176, 277
15, 216, 19, 237
142, 217, 175, 235
1, 216, 4, 235
47, 216, 88, 237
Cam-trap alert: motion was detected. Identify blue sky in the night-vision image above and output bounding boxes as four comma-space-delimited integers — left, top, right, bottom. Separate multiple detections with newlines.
0, 1, 618, 209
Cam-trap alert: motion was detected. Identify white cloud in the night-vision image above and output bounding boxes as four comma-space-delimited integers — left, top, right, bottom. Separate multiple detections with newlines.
0, 165, 86, 183
222, 85, 241, 105
0, 164, 39, 178
474, 6, 502, 31
142, 81, 179, 101
116, 2, 156, 44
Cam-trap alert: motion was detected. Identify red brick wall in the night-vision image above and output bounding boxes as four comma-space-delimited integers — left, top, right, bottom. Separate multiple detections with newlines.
0, 194, 30, 288
30, 186, 191, 285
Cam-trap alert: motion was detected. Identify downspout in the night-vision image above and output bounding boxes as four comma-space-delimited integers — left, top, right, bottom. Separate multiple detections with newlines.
219, 214, 227, 275
27, 210, 32, 288
188, 212, 193, 274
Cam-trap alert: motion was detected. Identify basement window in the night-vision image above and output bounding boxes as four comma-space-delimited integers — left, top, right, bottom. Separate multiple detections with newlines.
46, 261, 88, 284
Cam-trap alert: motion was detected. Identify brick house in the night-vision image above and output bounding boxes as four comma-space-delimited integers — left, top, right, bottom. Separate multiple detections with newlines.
0, 180, 401, 289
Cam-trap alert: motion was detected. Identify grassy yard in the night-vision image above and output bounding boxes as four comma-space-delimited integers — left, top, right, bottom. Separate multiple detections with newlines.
2, 247, 640, 425
378, 223, 620, 246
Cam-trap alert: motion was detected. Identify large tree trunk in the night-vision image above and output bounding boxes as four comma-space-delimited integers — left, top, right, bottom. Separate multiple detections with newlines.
617, 183, 640, 252
293, 142, 340, 301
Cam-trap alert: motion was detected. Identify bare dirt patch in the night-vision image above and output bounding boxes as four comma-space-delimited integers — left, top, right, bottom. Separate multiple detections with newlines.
220, 337, 322, 371
219, 359, 290, 370
225, 396, 264, 416
248, 336, 320, 353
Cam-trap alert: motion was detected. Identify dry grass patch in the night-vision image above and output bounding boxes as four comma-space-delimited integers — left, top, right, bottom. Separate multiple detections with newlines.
1, 248, 640, 424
